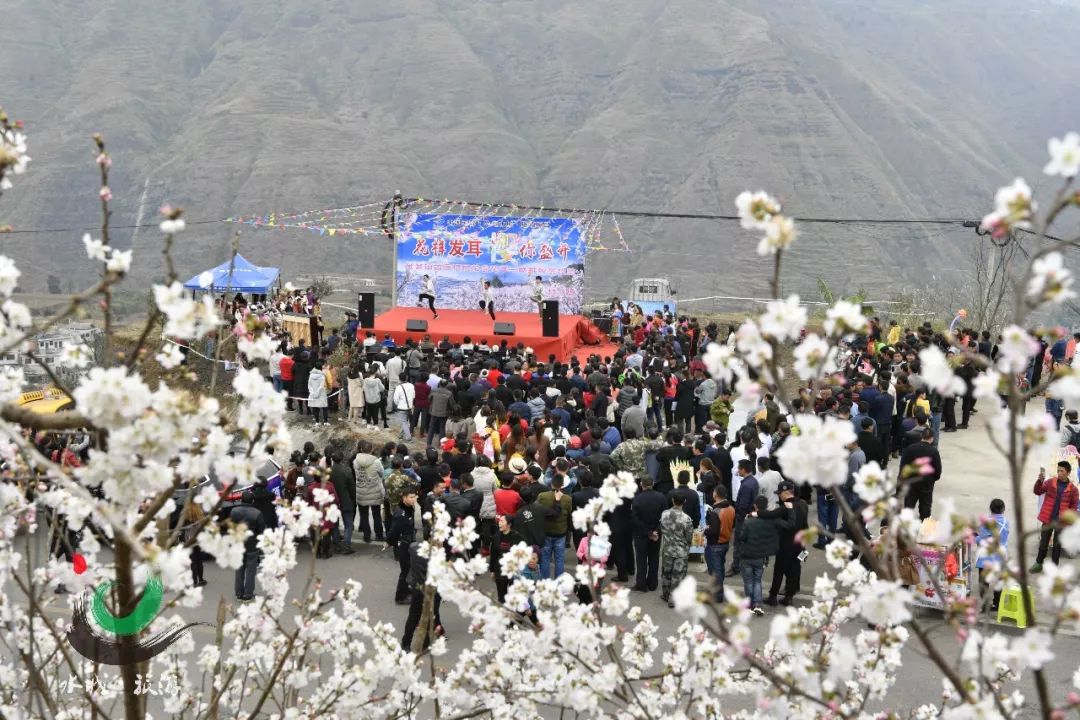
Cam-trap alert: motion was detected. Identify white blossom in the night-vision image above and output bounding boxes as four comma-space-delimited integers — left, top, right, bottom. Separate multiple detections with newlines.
996, 325, 1039, 375
758, 295, 806, 342
59, 343, 93, 369
857, 578, 911, 627
1044, 131, 1080, 178
155, 342, 185, 369
0, 128, 30, 190
775, 414, 856, 488
792, 333, 835, 380
702, 341, 739, 384
918, 346, 967, 397
160, 218, 186, 234
735, 190, 781, 230
106, 248, 132, 274
237, 332, 276, 362
1027, 251, 1075, 304
852, 461, 890, 503
1011, 628, 1054, 670
0, 256, 20, 297
82, 233, 108, 262
154, 282, 221, 340
823, 300, 867, 336
671, 576, 705, 620
757, 215, 796, 256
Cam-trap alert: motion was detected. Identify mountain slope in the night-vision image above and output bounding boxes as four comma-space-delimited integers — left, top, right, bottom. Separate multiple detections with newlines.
1, 0, 1078, 303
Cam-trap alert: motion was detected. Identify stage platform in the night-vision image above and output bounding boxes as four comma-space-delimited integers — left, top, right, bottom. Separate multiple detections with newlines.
367, 308, 621, 363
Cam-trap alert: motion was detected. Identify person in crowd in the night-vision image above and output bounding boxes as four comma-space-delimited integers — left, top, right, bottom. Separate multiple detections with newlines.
386, 489, 419, 605
975, 498, 1010, 611
764, 481, 809, 606
704, 485, 735, 600
899, 427, 942, 520
328, 450, 356, 554
631, 477, 666, 593
400, 541, 443, 651
353, 440, 386, 542
659, 494, 694, 607
729, 459, 758, 576
738, 496, 790, 615
230, 491, 267, 602
536, 475, 573, 578
1031, 461, 1080, 573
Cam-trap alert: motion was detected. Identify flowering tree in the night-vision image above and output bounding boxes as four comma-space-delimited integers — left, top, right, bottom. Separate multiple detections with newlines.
1, 106, 1080, 719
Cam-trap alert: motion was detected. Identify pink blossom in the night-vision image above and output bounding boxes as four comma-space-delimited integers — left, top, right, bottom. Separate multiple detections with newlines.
95, 153, 111, 168
99, 186, 112, 202
1067, 691, 1080, 705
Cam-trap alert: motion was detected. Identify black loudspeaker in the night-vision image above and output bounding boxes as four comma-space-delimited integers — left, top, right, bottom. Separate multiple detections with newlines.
493, 322, 516, 336
406, 319, 428, 332
542, 300, 559, 337
357, 292, 375, 328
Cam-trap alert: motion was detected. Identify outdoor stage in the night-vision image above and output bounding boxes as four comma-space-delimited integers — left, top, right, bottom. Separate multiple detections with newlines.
369, 308, 620, 362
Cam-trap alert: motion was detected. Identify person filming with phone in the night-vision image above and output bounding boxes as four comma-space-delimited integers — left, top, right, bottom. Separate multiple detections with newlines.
1031, 460, 1079, 573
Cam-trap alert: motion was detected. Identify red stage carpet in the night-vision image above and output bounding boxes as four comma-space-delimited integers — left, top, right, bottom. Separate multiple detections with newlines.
367, 308, 621, 362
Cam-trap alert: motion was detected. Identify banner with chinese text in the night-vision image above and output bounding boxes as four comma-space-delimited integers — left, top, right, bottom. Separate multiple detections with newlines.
395, 213, 587, 313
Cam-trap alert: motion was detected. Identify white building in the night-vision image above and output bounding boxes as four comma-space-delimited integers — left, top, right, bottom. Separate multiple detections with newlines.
0, 322, 102, 388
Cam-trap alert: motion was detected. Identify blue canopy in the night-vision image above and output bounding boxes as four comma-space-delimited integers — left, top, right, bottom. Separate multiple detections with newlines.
182, 254, 280, 294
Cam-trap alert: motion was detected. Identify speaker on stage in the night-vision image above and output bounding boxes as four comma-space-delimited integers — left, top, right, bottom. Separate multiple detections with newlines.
493, 322, 516, 336
541, 300, 559, 337
357, 292, 375, 328
406, 319, 428, 332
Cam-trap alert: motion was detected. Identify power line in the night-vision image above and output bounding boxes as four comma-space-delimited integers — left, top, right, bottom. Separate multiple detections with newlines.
401, 197, 970, 226
0, 194, 990, 236
0, 218, 226, 235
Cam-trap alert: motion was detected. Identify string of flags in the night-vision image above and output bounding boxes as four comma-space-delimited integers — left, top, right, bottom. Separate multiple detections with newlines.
224, 197, 632, 252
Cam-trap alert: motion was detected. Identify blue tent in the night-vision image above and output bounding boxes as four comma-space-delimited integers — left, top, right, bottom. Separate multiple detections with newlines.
182, 254, 280, 294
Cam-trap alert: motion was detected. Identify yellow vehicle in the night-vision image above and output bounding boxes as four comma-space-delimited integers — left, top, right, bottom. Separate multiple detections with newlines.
16, 388, 74, 414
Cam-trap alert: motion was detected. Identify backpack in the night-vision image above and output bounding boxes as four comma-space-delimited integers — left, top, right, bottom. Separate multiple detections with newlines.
550, 425, 569, 449
1065, 425, 1080, 450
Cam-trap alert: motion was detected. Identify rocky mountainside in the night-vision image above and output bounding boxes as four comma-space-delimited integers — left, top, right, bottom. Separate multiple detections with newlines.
1, 0, 1078, 304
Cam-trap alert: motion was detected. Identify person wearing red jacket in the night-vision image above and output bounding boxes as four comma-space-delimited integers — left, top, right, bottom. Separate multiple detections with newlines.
279, 350, 296, 411
1031, 460, 1080, 572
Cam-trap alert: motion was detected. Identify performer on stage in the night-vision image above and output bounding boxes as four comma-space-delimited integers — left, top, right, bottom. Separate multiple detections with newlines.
417, 274, 439, 319
481, 280, 496, 320
531, 276, 544, 317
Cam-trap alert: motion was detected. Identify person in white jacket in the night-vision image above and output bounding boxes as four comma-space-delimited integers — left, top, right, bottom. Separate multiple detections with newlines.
308, 360, 329, 425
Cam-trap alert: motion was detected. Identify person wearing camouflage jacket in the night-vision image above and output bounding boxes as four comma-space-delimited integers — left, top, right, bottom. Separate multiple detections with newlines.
610, 429, 662, 480
659, 494, 694, 606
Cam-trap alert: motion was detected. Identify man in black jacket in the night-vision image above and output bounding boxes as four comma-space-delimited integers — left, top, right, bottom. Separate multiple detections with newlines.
856, 416, 885, 467
400, 541, 443, 652
900, 428, 943, 519
512, 484, 554, 549
441, 476, 473, 527
668, 469, 701, 526
328, 451, 356, 555
738, 496, 792, 614
655, 429, 691, 494
765, 481, 809, 607
230, 491, 267, 602
631, 477, 667, 592
489, 514, 526, 602
385, 489, 418, 604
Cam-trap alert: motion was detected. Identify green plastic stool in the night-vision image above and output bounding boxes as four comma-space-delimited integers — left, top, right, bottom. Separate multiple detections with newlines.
996, 585, 1030, 629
